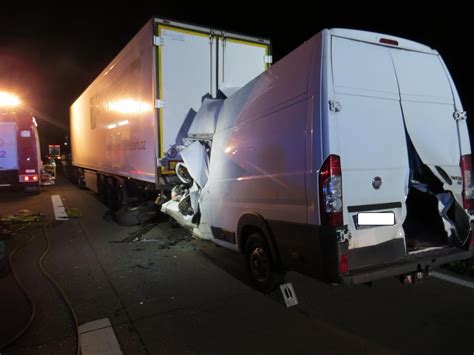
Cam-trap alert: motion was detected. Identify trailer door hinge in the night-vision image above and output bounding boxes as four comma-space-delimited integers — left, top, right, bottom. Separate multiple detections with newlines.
153, 36, 164, 47
453, 110, 467, 121
155, 99, 165, 109
329, 100, 342, 113
264, 55, 273, 64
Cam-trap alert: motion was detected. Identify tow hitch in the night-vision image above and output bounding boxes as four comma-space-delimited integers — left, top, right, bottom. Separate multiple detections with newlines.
399, 265, 432, 285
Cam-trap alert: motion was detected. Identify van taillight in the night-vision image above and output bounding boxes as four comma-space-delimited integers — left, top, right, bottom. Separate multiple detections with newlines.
319, 155, 343, 227
460, 155, 473, 210
470, 232, 474, 249
19, 175, 38, 182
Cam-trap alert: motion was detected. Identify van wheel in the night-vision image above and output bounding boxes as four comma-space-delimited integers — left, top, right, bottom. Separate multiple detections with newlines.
245, 233, 285, 293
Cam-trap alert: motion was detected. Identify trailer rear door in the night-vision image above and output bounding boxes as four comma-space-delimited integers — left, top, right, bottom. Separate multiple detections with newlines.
217, 37, 269, 92
157, 24, 271, 174
157, 24, 213, 174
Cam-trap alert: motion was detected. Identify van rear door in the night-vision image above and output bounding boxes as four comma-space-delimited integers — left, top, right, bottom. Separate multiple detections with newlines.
390, 48, 470, 246
390, 50, 462, 198
331, 37, 409, 255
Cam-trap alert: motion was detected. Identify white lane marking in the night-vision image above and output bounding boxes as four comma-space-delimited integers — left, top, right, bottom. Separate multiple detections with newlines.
79, 318, 122, 355
51, 195, 69, 220
432, 271, 474, 290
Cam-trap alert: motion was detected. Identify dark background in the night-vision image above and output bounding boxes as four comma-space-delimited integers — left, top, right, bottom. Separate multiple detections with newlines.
0, 3, 471, 157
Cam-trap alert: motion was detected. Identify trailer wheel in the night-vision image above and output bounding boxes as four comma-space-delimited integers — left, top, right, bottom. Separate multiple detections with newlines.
98, 175, 107, 204
245, 233, 285, 293
115, 181, 127, 209
106, 177, 117, 210
76, 169, 86, 190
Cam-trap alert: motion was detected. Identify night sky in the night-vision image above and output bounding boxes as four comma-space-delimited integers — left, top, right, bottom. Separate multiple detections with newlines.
1, 4, 471, 157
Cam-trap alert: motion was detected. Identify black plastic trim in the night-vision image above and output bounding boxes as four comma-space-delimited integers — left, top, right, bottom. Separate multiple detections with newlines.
211, 227, 236, 244
348, 202, 402, 213
341, 249, 474, 285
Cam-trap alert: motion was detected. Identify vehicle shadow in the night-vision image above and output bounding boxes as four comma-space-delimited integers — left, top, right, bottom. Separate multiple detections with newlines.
196, 239, 251, 286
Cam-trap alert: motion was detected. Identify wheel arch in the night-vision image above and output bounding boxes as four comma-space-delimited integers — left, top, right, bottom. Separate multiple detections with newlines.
237, 212, 281, 267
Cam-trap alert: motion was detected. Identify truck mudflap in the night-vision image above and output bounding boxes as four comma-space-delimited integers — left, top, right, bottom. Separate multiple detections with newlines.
340, 247, 474, 285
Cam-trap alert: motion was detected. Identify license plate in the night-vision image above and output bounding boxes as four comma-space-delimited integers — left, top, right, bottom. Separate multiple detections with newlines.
357, 212, 395, 226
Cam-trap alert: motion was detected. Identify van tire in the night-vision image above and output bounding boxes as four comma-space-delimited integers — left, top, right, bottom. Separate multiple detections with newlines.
245, 232, 285, 293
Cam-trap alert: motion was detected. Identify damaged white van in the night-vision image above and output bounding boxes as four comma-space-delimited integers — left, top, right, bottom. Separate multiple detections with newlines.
162, 28, 474, 292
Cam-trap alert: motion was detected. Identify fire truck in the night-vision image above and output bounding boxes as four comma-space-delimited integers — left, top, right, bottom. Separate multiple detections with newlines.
0, 100, 41, 193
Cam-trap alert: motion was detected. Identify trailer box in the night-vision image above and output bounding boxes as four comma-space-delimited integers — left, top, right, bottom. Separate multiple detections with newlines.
70, 18, 271, 194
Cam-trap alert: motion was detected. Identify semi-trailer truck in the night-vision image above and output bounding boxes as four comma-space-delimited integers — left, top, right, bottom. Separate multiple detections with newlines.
70, 17, 271, 214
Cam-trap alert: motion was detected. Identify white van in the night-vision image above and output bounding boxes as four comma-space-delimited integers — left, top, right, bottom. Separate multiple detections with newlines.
166, 28, 474, 292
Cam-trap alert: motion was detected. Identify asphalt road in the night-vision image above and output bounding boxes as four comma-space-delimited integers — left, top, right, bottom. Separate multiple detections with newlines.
1, 177, 473, 354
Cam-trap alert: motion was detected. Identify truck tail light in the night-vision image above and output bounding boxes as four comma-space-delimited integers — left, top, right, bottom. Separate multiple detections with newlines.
340, 254, 348, 274
319, 155, 343, 227
19, 175, 38, 182
469, 231, 474, 249
460, 155, 473, 210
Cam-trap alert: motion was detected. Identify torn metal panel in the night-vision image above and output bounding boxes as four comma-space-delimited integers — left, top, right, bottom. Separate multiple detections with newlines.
218, 85, 241, 98
192, 209, 213, 240
189, 181, 200, 216
161, 200, 196, 230
187, 98, 224, 139
401, 101, 460, 167
436, 191, 455, 240
180, 141, 209, 189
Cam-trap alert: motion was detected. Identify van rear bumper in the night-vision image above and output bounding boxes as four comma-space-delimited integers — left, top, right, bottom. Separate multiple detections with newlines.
340, 248, 474, 285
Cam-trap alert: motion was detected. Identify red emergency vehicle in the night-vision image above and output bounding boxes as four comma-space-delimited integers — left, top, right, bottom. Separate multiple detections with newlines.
0, 110, 41, 193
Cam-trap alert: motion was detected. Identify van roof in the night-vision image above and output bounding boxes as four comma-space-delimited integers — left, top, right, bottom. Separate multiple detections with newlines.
328, 28, 435, 54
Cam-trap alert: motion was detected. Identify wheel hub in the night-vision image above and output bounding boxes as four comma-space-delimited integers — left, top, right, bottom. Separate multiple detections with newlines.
250, 247, 270, 282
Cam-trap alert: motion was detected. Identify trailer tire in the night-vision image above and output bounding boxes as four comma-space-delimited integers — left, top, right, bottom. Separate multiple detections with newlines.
98, 175, 107, 204
106, 177, 117, 210
114, 204, 141, 226
77, 169, 86, 189
245, 232, 285, 293
115, 181, 127, 210
114, 201, 157, 226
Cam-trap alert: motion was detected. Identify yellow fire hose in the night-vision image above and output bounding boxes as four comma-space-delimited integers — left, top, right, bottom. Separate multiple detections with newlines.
0, 213, 80, 355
